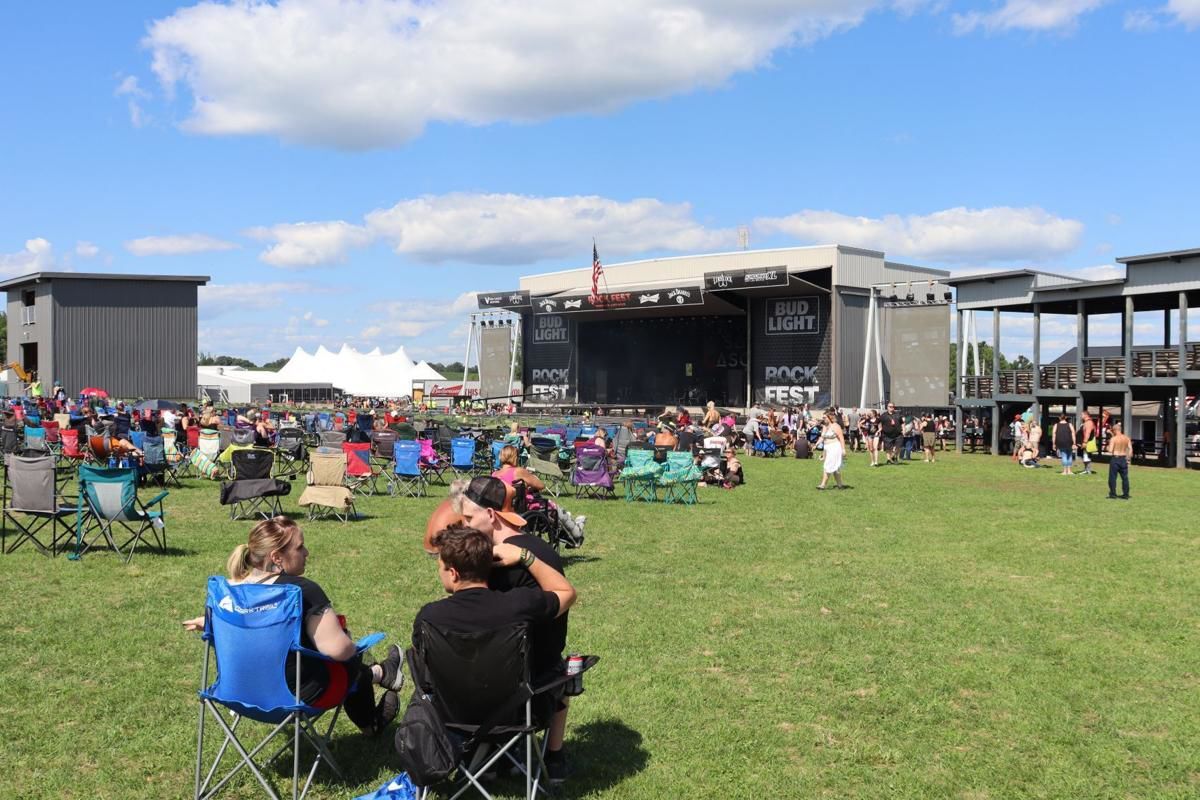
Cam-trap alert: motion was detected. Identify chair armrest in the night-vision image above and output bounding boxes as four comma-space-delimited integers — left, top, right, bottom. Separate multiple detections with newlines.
143, 490, 169, 507
355, 631, 385, 652
530, 655, 600, 696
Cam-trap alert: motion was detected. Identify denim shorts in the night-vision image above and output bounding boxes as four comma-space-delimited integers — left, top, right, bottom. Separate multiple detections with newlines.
1058, 449, 1073, 467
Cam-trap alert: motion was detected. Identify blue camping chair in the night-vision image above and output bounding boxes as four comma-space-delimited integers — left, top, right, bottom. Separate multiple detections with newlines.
449, 437, 477, 479
130, 430, 147, 452
23, 425, 47, 453
73, 465, 167, 563
491, 440, 507, 470
195, 577, 384, 800
390, 440, 426, 498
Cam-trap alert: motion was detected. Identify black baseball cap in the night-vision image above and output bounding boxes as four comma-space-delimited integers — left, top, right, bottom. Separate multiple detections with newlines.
464, 476, 526, 527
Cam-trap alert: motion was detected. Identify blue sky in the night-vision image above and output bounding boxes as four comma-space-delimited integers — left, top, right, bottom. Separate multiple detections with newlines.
2, 0, 1198, 364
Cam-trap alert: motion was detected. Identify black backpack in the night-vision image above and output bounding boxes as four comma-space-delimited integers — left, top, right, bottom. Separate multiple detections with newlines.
394, 693, 461, 787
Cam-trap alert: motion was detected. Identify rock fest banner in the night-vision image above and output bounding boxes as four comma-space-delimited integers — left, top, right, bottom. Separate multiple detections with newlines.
532, 286, 704, 313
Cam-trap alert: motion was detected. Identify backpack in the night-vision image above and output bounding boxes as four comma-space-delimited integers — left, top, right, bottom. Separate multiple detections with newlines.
394, 693, 461, 787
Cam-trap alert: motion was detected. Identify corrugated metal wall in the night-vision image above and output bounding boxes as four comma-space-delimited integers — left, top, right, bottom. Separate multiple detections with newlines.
52, 279, 199, 398
6, 283, 54, 395
837, 291, 871, 407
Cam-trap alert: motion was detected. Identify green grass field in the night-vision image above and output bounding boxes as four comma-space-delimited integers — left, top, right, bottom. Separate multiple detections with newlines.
1, 451, 1197, 799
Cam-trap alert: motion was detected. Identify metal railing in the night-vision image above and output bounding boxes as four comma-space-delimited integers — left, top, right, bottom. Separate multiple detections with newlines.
1132, 347, 1180, 378
997, 370, 1034, 395
1039, 364, 1077, 390
1083, 356, 1126, 384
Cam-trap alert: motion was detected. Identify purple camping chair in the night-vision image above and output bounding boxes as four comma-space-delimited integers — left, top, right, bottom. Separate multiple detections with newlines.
418, 437, 446, 485
572, 443, 614, 499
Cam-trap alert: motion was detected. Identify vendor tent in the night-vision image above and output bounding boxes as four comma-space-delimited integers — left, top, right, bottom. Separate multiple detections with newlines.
275, 344, 444, 398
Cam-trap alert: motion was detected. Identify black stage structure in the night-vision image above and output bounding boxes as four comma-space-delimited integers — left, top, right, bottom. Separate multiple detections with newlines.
478, 246, 951, 411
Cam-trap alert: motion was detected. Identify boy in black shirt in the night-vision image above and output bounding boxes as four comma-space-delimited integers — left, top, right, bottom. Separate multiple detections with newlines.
415, 521, 576, 782
458, 476, 576, 782
879, 402, 903, 464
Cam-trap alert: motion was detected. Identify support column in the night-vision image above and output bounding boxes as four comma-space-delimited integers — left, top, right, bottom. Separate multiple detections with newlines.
1124, 295, 1134, 385
1180, 292, 1189, 371
955, 308, 965, 454
1076, 300, 1086, 386
1032, 303, 1042, 409
859, 288, 875, 409
745, 301, 752, 412
1178, 384, 1188, 469
992, 308, 1001, 386
991, 404, 1000, 455
1122, 391, 1133, 439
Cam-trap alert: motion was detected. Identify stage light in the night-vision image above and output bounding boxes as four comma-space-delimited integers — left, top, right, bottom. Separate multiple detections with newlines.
943, 291, 953, 302
906, 292, 915, 302
926, 293, 936, 302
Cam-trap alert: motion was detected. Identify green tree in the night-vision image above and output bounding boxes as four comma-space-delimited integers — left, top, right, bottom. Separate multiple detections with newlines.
0, 312, 6, 362
260, 358, 289, 371
949, 341, 1028, 386
197, 353, 258, 369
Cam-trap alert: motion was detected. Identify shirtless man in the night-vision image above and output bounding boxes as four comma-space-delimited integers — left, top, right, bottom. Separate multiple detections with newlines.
1106, 422, 1132, 500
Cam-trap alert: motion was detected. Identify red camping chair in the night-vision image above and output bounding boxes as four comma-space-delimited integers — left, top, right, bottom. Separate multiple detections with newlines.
341, 442, 381, 496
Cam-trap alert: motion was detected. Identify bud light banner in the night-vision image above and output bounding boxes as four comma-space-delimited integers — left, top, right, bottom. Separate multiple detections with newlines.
752, 294, 831, 406
524, 314, 576, 402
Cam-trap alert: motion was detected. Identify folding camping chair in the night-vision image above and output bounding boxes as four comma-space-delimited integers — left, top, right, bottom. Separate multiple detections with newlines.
418, 437, 446, 486
2, 454, 77, 556
195, 576, 384, 800
572, 444, 614, 499
619, 448, 662, 503
23, 425, 48, 453
222, 449, 291, 520
59, 428, 87, 468
274, 427, 308, 478
74, 465, 168, 563
342, 442, 383, 496
490, 440, 507, 471
658, 451, 701, 505
298, 451, 356, 522
143, 434, 184, 488
369, 429, 398, 468
41, 420, 61, 454
408, 621, 598, 800
449, 437, 478, 479
87, 434, 113, 465
525, 440, 568, 498
318, 431, 345, 450
390, 440, 427, 498
163, 429, 186, 474
186, 429, 224, 480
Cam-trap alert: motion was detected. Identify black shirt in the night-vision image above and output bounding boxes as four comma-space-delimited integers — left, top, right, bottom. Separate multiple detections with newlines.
880, 412, 902, 437
275, 575, 333, 652
488, 533, 568, 673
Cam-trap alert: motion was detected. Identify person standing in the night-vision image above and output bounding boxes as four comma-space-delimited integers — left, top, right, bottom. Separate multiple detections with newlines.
860, 410, 880, 467
1106, 422, 1132, 499
879, 403, 902, 465
1053, 414, 1076, 475
921, 414, 937, 463
816, 408, 846, 490
1077, 411, 1097, 475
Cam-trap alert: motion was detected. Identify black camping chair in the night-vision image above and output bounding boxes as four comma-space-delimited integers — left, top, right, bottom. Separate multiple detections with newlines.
220, 449, 291, 520
407, 621, 598, 800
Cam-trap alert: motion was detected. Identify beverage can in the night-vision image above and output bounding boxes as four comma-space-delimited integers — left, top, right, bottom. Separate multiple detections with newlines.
566, 653, 583, 675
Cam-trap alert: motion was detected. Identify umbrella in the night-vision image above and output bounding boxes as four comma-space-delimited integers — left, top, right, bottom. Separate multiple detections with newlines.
134, 399, 182, 412
80, 387, 108, 398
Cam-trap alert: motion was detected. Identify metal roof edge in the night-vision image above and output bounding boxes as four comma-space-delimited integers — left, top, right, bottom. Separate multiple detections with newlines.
1116, 247, 1200, 265
518, 244, 847, 281
0, 271, 211, 290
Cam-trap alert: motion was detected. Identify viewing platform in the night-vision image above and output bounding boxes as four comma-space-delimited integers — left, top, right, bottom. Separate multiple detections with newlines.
946, 247, 1200, 467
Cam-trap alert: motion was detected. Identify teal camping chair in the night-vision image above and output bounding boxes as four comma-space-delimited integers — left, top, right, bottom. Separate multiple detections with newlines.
72, 465, 167, 562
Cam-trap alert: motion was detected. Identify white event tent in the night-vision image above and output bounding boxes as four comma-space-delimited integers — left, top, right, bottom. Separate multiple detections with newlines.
276, 344, 444, 397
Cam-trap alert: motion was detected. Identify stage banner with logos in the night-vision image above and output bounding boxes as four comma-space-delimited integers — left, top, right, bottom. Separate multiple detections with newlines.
524, 314, 575, 403
704, 266, 789, 291
533, 286, 703, 314
751, 294, 832, 407
477, 290, 531, 310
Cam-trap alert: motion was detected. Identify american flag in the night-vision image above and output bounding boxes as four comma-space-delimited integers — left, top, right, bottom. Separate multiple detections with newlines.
590, 241, 603, 304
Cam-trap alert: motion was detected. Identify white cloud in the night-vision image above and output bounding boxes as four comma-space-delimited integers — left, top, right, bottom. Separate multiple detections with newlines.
1167, 0, 1200, 27
143, 0, 893, 150
953, 0, 1106, 34
248, 221, 372, 268
125, 233, 239, 256
366, 193, 733, 264
115, 74, 151, 128
75, 241, 100, 258
1123, 8, 1161, 29
302, 310, 330, 327
1066, 263, 1123, 281
198, 281, 322, 318
0, 238, 55, 277
755, 206, 1083, 264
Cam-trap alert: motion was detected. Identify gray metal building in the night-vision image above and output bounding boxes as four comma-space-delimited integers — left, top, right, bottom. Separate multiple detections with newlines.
947, 246, 1200, 467
481, 244, 950, 410
2, 272, 209, 399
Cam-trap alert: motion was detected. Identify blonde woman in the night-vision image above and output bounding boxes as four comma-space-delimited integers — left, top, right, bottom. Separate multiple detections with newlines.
701, 401, 721, 430
182, 517, 404, 735
816, 408, 846, 490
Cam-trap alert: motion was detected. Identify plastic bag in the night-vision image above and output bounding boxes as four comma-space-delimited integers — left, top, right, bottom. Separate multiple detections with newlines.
354, 773, 419, 800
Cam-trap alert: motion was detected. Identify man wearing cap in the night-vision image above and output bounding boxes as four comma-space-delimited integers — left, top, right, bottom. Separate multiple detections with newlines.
460, 476, 575, 783
655, 421, 678, 450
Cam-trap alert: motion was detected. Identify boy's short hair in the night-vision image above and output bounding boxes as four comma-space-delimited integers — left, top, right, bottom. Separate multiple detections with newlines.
432, 524, 494, 583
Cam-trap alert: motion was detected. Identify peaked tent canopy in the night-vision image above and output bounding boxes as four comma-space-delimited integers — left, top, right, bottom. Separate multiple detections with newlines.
276, 344, 444, 397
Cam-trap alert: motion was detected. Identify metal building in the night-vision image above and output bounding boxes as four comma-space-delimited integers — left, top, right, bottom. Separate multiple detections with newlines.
2, 271, 209, 399
479, 245, 950, 410
947, 246, 1200, 467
